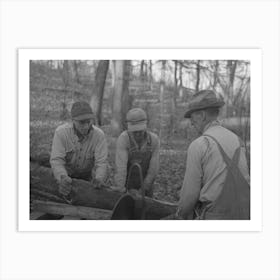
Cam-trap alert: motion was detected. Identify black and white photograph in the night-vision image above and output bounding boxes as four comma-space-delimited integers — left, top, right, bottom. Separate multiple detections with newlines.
18, 49, 261, 230
2, 1, 279, 280
29, 59, 251, 221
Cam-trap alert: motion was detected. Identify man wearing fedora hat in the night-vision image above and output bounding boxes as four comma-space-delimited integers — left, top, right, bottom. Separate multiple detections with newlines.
50, 101, 108, 197
112, 108, 160, 197
177, 90, 250, 220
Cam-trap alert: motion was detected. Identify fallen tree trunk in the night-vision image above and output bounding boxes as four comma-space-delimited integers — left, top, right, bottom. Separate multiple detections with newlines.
31, 189, 65, 203
32, 200, 112, 220
30, 163, 177, 220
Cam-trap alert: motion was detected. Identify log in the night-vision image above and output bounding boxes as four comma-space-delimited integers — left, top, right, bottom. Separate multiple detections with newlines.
30, 163, 177, 220
30, 211, 46, 220
31, 189, 65, 203
32, 200, 112, 220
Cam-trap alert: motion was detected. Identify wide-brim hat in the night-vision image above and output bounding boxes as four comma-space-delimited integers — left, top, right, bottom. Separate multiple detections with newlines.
184, 90, 225, 118
71, 101, 95, 121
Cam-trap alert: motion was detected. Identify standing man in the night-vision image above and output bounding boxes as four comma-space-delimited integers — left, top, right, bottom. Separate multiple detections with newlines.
50, 101, 108, 197
113, 108, 160, 197
177, 90, 250, 220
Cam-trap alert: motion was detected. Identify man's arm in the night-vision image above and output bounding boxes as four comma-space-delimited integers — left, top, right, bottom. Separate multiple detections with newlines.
177, 141, 203, 219
143, 135, 160, 187
93, 131, 108, 183
114, 133, 129, 190
50, 129, 68, 182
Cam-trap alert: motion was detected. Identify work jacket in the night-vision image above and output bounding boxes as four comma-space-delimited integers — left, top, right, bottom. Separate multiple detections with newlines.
50, 123, 108, 182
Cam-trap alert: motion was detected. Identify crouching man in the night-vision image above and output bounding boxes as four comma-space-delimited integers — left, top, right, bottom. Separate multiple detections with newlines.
50, 101, 108, 198
113, 108, 160, 198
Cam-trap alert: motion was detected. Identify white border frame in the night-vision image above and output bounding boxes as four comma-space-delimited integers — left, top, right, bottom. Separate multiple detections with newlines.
19, 48, 262, 232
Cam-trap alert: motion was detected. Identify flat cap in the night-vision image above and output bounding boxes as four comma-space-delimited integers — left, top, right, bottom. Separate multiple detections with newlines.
71, 101, 94, 121
126, 108, 147, 132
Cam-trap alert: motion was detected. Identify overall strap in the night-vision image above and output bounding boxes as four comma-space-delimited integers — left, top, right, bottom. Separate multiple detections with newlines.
127, 131, 138, 151
128, 131, 151, 151
203, 134, 250, 220
146, 132, 152, 147
204, 134, 240, 167
233, 137, 245, 164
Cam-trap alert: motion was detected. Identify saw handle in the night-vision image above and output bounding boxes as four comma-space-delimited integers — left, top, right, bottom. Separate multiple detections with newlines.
125, 162, 146, 219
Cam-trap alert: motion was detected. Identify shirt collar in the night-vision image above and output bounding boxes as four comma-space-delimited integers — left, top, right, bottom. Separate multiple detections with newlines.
203, 120, 221, 134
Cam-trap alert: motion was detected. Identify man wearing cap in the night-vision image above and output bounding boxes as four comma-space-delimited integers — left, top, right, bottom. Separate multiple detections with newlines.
177, 90, 250, 220
113, 108, 160, 197
50, 101, 108, 197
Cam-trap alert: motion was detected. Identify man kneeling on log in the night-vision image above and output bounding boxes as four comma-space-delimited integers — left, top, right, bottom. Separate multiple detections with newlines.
50, 101, 108, 198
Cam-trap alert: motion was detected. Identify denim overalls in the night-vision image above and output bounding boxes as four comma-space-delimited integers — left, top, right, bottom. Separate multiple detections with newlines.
125, 131, 153, 197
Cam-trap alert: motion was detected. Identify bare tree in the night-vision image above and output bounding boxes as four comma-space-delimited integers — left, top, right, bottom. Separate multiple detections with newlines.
195, 60, 201, 92
111, 60, 116, 88
213, 60, 219, 90
159, 60, 166, 140
173, 60, 178, 107
140, 60, 145, 82
179, 62, 183, 98
73, 61, 81, 85
111, 60, 130, 136
90, 60, 109, 126
148, 60, 153, 89
174, 61, 178, 93
59, 60, 71, 120
225, 60, 237, 116
121, 60, 131, 129
61, 60, 70, 91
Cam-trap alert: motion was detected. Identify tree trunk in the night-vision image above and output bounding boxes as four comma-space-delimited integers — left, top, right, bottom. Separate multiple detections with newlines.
58, 60, 71, 120
73, 60, 81, 85
111, 60, 116, 88
90, 60, 109, 126
111, 60, 130, 136
30, 163, 177, 220
226, 60, 237, 116
62, 60, 70, 90
179, 63, 183, 98
195, 60, 200, 92
159, 61, 166, 140
140, 60, 145, 82
174, 60, 178, 107
213, 60, 219, 90
149, 60, 153, 90
121, 60, 131, 129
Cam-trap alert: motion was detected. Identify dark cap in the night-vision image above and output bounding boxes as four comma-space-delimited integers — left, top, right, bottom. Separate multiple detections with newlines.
184, 90, 225, 118
71, 101, 94, 121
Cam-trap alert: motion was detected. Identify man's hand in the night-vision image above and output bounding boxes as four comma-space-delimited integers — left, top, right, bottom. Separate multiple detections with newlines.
143, 181, 153, 197
110, 186, 126, 193
128, 189, 140, 196
91, 179, 102, 189
59, 175, 72, 196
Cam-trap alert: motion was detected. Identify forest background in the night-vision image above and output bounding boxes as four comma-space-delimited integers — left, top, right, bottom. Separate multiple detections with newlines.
30, 59, 250, 203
